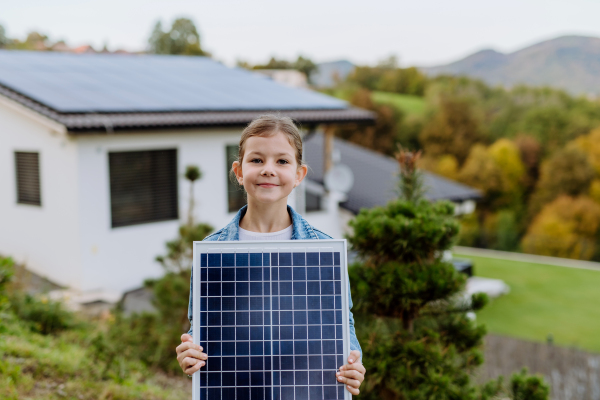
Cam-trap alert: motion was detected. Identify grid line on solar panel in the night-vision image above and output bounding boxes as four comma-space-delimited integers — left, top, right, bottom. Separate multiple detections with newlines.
198, 249, 346, 400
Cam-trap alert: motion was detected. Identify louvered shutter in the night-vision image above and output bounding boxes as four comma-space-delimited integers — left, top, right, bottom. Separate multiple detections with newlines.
109, 149, 178, 227
15, 152, 41, 206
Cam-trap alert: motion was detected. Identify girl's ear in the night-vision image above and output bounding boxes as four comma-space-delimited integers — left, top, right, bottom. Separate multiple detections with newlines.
232, 160, 243, 185
295, 164, 308, 187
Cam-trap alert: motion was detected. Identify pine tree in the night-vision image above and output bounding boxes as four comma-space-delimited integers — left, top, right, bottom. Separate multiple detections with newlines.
347, 148, 490, 399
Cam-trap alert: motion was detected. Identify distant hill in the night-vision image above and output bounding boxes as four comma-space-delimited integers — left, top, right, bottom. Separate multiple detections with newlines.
312, 60, 355, 88
421, 35, 600, 96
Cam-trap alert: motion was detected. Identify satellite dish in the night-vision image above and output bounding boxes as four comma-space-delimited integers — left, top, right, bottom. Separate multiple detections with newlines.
324, 163, 354, 194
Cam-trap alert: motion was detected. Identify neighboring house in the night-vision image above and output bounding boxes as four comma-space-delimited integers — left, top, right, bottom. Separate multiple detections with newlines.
0, 50, 374, 296
302, 133, 482, 235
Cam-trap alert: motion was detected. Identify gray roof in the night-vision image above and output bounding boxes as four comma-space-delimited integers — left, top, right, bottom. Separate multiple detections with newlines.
0, 51, 375, 131
304, 133, 481, 213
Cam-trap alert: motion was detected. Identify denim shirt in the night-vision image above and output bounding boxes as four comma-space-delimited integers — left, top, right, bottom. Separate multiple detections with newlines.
187, 204, 363, 358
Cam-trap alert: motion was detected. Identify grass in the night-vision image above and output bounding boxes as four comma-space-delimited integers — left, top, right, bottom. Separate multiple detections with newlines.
371, 91, 427, 117
0, 316, 189, 400
455, 254, 600, 353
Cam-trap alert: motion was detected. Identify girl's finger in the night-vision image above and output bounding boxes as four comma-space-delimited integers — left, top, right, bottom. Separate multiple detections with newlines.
340, 369, 364, 382
336, 373, 360, 389
347, 350, 361, 364
340, 362, 366, 375
346, 384, 360, 395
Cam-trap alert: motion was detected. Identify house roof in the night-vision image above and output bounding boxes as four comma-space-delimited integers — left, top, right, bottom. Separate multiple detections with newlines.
304, 133, 482, 213
0, 50, 375, 132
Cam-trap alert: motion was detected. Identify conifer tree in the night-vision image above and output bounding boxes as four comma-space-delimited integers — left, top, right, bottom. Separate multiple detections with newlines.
347, 148, 490, 399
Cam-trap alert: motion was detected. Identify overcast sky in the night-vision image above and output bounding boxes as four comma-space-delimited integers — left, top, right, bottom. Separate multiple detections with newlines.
3, 0, 599, 67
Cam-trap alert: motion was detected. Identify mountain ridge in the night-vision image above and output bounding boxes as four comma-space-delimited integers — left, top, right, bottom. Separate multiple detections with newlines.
421, 35, 600, 96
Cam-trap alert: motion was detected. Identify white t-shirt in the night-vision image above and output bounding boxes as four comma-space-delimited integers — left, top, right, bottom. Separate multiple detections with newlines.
238, 224, 293, 241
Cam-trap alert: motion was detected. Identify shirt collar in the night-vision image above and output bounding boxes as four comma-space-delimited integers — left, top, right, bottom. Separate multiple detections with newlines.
217, 204, 318, 241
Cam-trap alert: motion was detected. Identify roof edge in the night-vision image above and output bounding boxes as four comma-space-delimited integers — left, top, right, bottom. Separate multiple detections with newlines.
0, 83, 376, 133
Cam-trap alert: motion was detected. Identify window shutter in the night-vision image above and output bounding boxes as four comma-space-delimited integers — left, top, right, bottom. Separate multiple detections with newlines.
109, 149, 178, 228
15, 152, 41, 206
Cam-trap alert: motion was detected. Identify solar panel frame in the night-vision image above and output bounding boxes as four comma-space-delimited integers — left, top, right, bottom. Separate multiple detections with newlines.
192, 240, 351, 400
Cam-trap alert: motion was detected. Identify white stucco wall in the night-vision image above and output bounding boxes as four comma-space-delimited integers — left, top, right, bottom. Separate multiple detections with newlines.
76, 128, 248, 293
0, 100, 82, 288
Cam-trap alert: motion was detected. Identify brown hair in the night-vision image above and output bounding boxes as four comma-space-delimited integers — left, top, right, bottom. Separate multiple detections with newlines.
229, 115, 305, 183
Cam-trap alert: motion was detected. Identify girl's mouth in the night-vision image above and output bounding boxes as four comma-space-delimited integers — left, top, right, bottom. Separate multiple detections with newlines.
258, 184, 278, 188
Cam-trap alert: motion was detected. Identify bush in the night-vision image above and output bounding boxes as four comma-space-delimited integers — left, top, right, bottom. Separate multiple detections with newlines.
9, 293, 77, 335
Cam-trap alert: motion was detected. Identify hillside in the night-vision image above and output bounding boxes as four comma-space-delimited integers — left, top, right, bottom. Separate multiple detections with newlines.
421, 35, 600, 96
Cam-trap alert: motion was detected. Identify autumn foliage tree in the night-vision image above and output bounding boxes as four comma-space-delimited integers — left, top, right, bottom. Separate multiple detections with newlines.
522, 196, 600, 260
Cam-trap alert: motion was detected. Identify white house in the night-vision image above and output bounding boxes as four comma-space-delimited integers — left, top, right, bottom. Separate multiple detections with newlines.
0, 51, 375, 298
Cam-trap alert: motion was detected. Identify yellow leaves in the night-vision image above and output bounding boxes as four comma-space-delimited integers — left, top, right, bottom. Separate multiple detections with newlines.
488, 139, 526, 192
573, 128, 600, 175
418, 154, 459, 180
522, 196, 600, 260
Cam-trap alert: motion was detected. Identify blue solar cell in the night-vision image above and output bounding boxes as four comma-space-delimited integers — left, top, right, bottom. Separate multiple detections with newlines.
208, 357, 221, 372
324, 385, 337, 399
223, 388, 235, 400
294, 311, 307, 325
308, 311, 320, 324
200, 297, 207, 311
320, 252, 333, 266
294, 325, 307, 339
321, 281, 334, 294
307, 281, 320, 295
262, 253, 270, 266
322, 311, 335, 325
271, 253, 279, 266
250, 312, 263, 325
263, 267, 270, 280
236, 297, 249, 310
294, 296, 307, 310
223, 342, 236, 356
335, 280, 341, 294
323, 326, 336, 340
335, 310, 343, 324
237, 342, 250, 356
321, 266, 334, 280
200, 268, 207, 281
236, 312, 250, 325
282, 387, 294, 399
208, 312, 221, 325
222, 282, 235, 296
223, 372, 235, 386
280, 296, 293, 310
251, 372, 264, 386
296, 370, 308, 384
334, 252, 341, 265
250, 282, 262, 296
308, 325, 321, 339
322, 296, 334, 309
279, 267, 292, 280
209, 342, 221, 356
293, 266, 306, 280
222, 253, 235, 266
334, 266, 341, 280
222, 268, 235, 281
323, 340, 336, 355
251, 341, 263, 355
307, 267, 320, 280
223, 327, 235, 340
336, 325, 343, 339
295, 341, 308, 355
293, 253, 305, 266
236, 267, 249, 281
250, 253, 262, 266
307, 296, 320, 309
236, 253, 249, 266
335, 295, 342, 309
237, 326, 250, 340
208, 254, 220, 267
250, 267, 262, 281
236, 282, 249, 296
281, 356, 294, 369
281, 371, 294, 385
201, 254, 207, 267
208, 268, 220, 281
222, 297, 235, 310
279, 253, 292, 266
306, 252, 319, 266
222, 312, 235, 325
237, 372, 250, 386
208, 326, 220, 339
323, 355, 337, 369
310, 385, 323, 398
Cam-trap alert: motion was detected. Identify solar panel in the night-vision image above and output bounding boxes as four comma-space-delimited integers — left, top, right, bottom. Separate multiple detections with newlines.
0, 51, 348, 113
192, 240, 351, 400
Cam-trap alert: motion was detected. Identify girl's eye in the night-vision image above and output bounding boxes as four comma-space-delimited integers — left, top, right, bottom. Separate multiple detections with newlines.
278, 159, 289, 165
251, 158, 262, 163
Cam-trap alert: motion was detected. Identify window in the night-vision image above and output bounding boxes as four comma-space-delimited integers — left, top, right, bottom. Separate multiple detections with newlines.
226, 145, 246, 213
109, 149, 178, 228
305, 191, 323, 212
15, 151, 41, 206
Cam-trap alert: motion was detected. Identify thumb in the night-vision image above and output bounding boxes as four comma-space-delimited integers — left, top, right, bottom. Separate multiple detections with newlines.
181, 333, 193, 342
348, 350, 361, 364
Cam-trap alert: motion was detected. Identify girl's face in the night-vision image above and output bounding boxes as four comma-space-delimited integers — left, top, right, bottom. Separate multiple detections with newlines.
232, 132, 307, 206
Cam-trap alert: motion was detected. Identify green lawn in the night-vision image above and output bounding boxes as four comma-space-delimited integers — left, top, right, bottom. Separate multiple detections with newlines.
455, 254, 600, 353
371, 91, 427, 117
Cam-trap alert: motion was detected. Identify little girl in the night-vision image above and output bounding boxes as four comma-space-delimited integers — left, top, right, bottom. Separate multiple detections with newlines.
176, 115, 365, 395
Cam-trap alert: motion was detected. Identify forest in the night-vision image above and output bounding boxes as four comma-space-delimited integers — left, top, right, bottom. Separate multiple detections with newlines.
322, 59, 600, 261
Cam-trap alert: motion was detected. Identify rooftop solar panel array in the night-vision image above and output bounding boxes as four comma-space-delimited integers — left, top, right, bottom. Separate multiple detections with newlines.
0, 50, 347, 113
193, 241, 350, 400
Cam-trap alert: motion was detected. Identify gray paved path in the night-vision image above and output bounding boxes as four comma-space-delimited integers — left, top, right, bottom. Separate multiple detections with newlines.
453, 246, 600, 272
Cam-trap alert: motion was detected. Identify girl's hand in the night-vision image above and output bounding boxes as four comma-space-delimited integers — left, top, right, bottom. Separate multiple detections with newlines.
336, 350, 365, 396
176, 333, 208, 375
